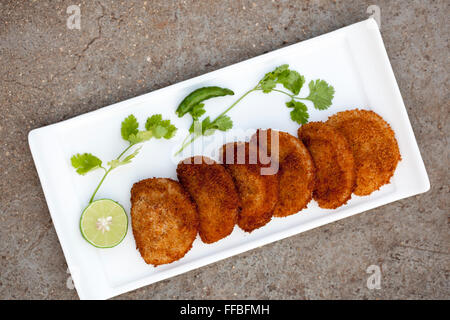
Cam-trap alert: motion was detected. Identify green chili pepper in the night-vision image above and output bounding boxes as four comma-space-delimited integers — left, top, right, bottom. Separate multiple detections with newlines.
176, 86, 234, 117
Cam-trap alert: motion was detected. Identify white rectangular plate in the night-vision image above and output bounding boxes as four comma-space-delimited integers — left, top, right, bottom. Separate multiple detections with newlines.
28, 19, 429, 300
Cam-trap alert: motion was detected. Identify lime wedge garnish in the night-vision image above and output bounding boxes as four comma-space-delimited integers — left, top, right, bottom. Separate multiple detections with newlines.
80, 199, 128, 248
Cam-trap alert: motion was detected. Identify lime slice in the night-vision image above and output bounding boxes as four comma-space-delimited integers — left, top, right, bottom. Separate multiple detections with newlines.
80, 199, 128, 248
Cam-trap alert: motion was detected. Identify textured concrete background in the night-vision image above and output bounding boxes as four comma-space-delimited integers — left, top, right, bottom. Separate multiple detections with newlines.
0, 0, 448, 299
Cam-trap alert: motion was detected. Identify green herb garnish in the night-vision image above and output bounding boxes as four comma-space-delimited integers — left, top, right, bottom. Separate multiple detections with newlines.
71, 114, 177, 203
175, 64, 335, 155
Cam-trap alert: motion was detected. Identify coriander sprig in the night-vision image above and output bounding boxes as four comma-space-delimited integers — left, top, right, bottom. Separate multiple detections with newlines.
71, 114, 177, 203
174, 64, 335, 155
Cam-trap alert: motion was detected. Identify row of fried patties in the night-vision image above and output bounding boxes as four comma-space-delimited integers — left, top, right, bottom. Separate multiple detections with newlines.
130, 109, 401, 266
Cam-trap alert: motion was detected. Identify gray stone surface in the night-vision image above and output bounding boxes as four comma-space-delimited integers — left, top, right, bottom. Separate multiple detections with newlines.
0, 0, 448, 300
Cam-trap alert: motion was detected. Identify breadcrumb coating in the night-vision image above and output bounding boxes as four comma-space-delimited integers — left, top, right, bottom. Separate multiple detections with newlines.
177, 156, 239, 243
130, 178, 199, 266
298, 122, 356, 209
220, 142, 278, 232
251, 129, 315, 217
327, 109, 401, 196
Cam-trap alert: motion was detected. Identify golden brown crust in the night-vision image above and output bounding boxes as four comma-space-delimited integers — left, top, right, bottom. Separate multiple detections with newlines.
220, 142, 278, 232
327, 109, 401, 196
130, 178, 199, 266
250, 129, 315, 217
176, 156, 239, 243
298, 122, 356, 209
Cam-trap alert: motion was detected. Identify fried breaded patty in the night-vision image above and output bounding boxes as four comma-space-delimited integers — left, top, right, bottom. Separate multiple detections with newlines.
251, 129, 315, 217
327, 109, 401, 196
298, 122, 356, 209
177, 156, 239, 243
130, 178, 198, 266
220, 142, 278, 232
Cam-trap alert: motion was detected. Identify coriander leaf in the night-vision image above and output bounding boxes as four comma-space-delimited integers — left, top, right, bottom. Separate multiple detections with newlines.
153, 124, 168, 139
305, 80, 335, 110
190, 103, 206, 120
108, 147, 141, 169
202, 115, 233, 136
277, 70, 305, 95
158, 121, 176, 139
121, 115, 139, 142
286, 100, 309, 124
145, 114, 178, 139
188, 104, 205, 134
272, 64, 289, 76
201, 117, 214, 135
260, 78, 276, 93
71, 153, 103, 175
163, 123, 177, 139
145, 114, 163, 130
259, 64, 289, 93
259, 65, 306, 95
127, 130, 153, 144
213, 115, 233, 131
